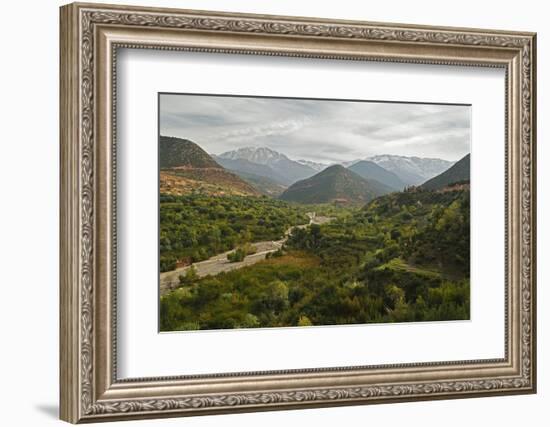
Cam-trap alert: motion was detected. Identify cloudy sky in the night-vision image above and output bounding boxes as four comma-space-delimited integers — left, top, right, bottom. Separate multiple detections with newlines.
160, 93, 471, 163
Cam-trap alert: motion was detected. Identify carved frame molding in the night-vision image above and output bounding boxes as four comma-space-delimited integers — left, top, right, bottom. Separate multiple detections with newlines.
60, 2, 536, 423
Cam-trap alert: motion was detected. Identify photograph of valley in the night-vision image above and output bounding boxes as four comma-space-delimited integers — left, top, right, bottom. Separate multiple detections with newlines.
159, 93, 471, 332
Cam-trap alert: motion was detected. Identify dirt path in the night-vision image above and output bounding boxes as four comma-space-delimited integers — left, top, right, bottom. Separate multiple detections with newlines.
159, 213, 333, 295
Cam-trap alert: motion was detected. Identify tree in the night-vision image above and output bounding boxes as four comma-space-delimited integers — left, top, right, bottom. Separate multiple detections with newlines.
241, 313, 260, 328
297, 315, 313, 327
384, 284, 410, 322
227, 248, 246, 263
178, 265, 198, 285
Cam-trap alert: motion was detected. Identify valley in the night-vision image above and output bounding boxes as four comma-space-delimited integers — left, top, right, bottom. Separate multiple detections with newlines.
160, 212, 333, 295
158, 136, 471, 331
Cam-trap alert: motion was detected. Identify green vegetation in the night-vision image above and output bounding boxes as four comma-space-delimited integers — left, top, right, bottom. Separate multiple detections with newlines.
279, 164, 380, 204
160, 188, 470, 331
227, 249, 246, 263
178, 265, 198, 285
227, 243, 257, 263
159, 194, 309, 272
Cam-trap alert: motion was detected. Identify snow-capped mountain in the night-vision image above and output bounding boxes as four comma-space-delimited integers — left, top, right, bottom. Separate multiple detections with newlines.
219, 147, 287, 165
365, 155, 455, 186
217, 148, 454, 187
296, 159, 329, 172
218, 147, 317, 185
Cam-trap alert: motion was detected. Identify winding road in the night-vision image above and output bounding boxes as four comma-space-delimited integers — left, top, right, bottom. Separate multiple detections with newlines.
160, 213, 332, 296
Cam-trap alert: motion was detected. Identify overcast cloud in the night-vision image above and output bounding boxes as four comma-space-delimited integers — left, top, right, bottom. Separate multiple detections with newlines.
160, 93, 471, 163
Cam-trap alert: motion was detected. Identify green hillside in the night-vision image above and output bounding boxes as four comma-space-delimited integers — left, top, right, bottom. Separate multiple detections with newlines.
279, 165, 379, 204
160, 135, 221, 169
421, 154, 470, 190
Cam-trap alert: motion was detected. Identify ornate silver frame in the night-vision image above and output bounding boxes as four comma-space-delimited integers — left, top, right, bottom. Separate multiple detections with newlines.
60, 2, 537, 423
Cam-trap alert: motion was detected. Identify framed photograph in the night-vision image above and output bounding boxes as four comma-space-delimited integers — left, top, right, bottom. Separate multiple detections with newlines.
60, 2, 537, 423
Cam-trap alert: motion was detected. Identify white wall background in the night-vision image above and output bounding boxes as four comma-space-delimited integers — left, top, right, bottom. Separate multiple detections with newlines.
0, 1, 545, 426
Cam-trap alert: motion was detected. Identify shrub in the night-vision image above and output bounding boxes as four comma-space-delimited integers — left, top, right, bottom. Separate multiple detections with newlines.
227, 248, 246, 263
297, 315, 313, 327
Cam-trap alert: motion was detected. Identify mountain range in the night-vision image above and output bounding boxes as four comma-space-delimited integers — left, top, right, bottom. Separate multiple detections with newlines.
215, 147, 455, 189
365, 155, 455, 186
159, 139, 467, 202
218, 147, 317, 185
